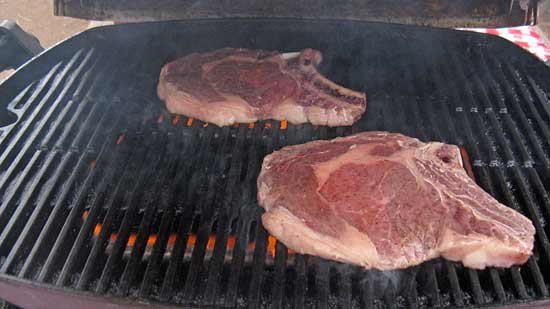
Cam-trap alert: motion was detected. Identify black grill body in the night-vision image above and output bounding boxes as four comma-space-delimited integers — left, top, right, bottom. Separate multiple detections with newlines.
1, 19, 550, 308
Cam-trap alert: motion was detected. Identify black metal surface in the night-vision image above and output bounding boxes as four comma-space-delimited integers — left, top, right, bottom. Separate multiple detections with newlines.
1, 19, 550, 308
53, 0, 536, 28
0, 20, 43, 71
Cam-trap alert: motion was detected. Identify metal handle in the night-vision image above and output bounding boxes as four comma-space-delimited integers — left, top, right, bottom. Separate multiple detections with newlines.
0, 20, 44, 71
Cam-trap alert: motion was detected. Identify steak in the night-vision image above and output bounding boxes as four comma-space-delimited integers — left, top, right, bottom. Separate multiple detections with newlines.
157, 48, 366, 127
257, 131, 535, 270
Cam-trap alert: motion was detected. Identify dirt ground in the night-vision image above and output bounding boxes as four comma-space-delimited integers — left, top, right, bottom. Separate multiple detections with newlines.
0, 0, 90, 80
0, 0, 88, 47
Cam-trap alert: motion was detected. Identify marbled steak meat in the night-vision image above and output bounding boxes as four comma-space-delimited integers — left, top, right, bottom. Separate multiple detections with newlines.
157, 48, 366, 127
257, 132, 535, 270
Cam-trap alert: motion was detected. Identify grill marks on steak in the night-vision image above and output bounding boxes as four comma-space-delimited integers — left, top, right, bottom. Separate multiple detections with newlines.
157, 48, 366, 126
257, 132, 535, 270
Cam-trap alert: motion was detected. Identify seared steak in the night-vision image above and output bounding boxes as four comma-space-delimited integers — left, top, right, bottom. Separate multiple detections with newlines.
257, 131, 535, 270
157, 48, 366, 127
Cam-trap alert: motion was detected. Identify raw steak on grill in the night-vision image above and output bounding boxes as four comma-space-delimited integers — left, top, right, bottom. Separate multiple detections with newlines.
257, 131, 535, 270
157, 48, 366, 127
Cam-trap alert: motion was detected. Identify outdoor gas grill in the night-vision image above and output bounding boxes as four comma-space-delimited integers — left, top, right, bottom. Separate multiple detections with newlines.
1, 5, 550, 309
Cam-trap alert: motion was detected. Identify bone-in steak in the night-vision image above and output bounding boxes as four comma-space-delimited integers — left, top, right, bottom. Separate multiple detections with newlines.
157, 48, 366, 127
257, 131, 535, 270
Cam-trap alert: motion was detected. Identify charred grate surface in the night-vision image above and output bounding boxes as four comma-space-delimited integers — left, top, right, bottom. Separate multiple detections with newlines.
1, 19, 550, 308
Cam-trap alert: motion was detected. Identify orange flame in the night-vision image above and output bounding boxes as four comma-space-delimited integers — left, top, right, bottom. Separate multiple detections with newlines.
83, 211, 286, 257
154, 114, 290, 132
116, 134, 124, 145
172, 115, 181, 125
460, 147, 476, 181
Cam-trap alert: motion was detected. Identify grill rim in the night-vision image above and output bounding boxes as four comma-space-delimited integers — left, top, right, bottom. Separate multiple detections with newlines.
0, 276, 184, 309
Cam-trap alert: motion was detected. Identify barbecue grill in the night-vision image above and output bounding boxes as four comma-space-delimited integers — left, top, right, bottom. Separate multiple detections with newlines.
1, 16, 550, 308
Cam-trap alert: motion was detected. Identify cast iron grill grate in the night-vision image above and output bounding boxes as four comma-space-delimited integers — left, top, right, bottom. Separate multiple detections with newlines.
1, 19, 550, 308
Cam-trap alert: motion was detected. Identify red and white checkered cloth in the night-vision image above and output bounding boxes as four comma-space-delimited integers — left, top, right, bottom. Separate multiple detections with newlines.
458, 26, 550, 62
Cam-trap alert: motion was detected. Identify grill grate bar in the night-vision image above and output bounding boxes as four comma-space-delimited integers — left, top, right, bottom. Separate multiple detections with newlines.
384, 59, 443, 307
282, 124, 307, 309
29, 49, 155, 283
452, 52, 533, 300
294, 255, 308, 309
43, 127, 131, 285
272, 241, 288, 309
448, 51, 539, 300
446, 262, 464, 306
180, 127, 235, 302
384, 280, 398, 309
0, 81, 37, 145
0, 62, 63, 178
315, 260, 329, 309
75, 132, 153, 289
0, 50, 92, 192
116, 123, 201, 295
95, 133, 169, 293
483, 54, 550, 168
183, 126, 249, 303
490, 269, 507, 302
138, 125, 216, 298
247, 219, 269, 308
0, 152, 69, 273
102, 154, 173, 295
202, 126, 248, 305
2, 20, 550, 308
0, 58, 115, 274
310, 124, 331, 309
154, 125, 220, 299
406, 269, 419, 309
340, 270, 353, 309
504, 64, 550, 162
0, 55, 106, 263
224, 125, 264, 307
223, 215, 252, 307
0, 51, 95, 230
467, 268, 485, 304
40, 59, 103, 149
419, 56, 494, 306
475, 52, 550, 296
247, 123, 280, 308
510, 267, 529, 299
361, 272, 374, 308
527, 258, 549, 297
525, 75, 550, 127
137, 201, 177, 297
50, 101, 151, 285
401, 59, 465, 306
438, 51, 509, 304
0, 151, 42, 235
486, 62, 550, 297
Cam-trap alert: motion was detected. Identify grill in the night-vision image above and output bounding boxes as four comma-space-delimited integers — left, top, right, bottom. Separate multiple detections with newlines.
1, 19, 550, 308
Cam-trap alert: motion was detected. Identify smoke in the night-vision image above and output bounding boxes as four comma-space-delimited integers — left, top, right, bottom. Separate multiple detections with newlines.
515, 0, 531, 11
317, 258, 415, 299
